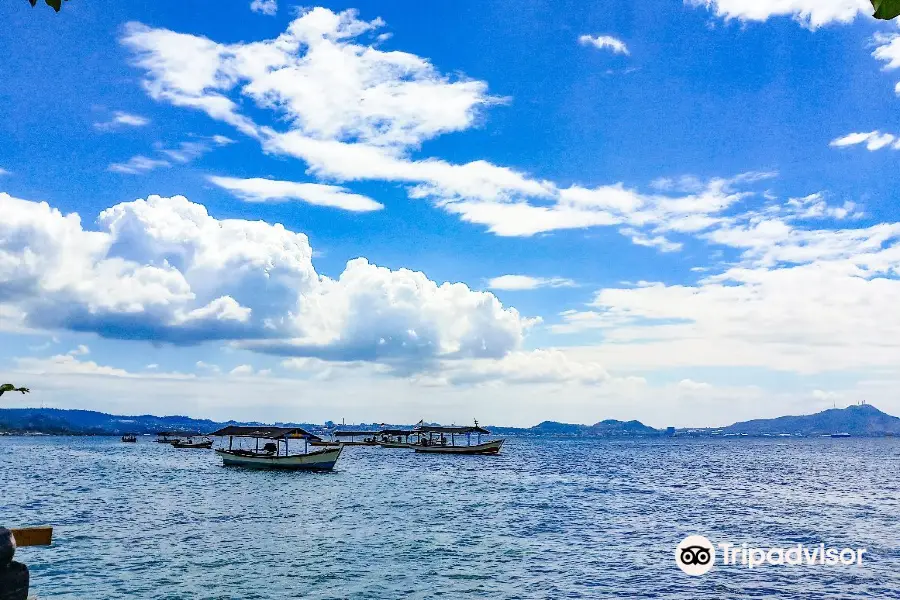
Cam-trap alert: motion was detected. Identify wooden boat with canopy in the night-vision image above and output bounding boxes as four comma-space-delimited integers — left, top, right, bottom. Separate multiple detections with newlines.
377, 429, 417, 448
155, 431, 195, 444
209, 426, 342, 470
171, 436, 213, 449
329, 430, 381, 446
412, 422, 503, 455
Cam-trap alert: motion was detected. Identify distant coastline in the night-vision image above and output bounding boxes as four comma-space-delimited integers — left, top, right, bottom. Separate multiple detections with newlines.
1, 403, 898, 438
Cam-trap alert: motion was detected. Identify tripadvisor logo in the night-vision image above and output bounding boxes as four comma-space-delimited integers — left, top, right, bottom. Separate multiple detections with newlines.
676, 535, 715, 576
675, 535, 868, 575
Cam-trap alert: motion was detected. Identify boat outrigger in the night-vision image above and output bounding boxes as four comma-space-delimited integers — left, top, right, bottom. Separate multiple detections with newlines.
412, 422, 503, 455
209, 426, 342, 471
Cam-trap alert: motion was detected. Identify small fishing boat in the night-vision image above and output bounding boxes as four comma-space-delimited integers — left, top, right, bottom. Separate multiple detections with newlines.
330, 430, 381, 446
308, 439, 341, 447
308, 427, 340, 447
830, 432, 852, 438
412, 422, 504, 455
120, 434, 137, 443
154, 431, 200, 444
377, 428, 417, 448
209, 426, 341, 470
171, 437, 213, 449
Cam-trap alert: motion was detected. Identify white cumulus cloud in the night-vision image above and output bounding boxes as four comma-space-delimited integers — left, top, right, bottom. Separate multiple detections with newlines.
250, 0, 277, 16
688, 0, 871, 29
0, 192, 533, 367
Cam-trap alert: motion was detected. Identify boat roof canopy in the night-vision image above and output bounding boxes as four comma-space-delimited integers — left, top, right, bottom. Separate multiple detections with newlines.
379, 429, 414, 435
414, 425, 491, 434
208, 426, 321, 440
333, 430, 381, 437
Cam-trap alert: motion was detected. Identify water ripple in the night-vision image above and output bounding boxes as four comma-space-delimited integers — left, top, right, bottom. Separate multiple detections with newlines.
2, 437, 898, 598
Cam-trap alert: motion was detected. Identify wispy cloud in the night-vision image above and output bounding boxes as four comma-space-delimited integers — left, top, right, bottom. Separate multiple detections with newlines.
578, 34, 629, 55
196, 361, 221, 374
67, 344, 90, 356
94, 111, 150, 130
207, 176, 384, 212
157, 135, 234, 163
107, 155, 170, 175
14, 353, 194, 380
830, 131, 900, 151
109, 135, 232, 175
230, 364, 255, 376
158, 141, 210, 163
488, 275, 577, 291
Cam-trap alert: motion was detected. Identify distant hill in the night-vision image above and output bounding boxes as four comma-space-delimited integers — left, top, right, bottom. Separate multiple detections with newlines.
527, 421, 587, 435
722, 404, 900, 436
1, 404, 897, 437
590, 419, 659, 436
522, 419, 660, 437
0, 408, 316, 436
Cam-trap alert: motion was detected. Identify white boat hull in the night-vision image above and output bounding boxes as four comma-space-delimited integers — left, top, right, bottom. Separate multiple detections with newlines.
414, 439, 504, 455
216, 447, 342, 470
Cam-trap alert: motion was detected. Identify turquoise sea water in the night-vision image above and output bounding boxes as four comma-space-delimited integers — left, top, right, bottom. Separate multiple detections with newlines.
2, 436, 899, 599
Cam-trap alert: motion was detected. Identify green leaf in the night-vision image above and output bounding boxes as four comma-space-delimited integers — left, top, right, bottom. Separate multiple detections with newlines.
45, 0, 61, 11
872, 0, 900, 20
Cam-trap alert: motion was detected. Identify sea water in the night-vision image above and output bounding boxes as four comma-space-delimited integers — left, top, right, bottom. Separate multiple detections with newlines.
2, 436, 899, 599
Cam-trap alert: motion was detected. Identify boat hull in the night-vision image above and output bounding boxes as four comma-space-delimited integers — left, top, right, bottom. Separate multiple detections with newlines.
309, 440, 341, 447
414, 439, 504, 455
216, 447, 342, 470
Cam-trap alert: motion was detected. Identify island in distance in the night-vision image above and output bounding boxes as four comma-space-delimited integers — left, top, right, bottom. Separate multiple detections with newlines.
0, 403, 898, 438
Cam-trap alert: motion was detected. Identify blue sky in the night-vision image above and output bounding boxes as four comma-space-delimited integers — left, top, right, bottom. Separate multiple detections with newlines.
2, 0, 900, 427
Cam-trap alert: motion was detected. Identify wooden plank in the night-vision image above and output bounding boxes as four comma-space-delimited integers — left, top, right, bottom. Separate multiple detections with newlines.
11, 527, 52, 547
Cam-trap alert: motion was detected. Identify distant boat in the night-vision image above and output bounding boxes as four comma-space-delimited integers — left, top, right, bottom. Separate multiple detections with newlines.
412, 422, 504, 455
328, 430, 381, 446
377, 428, 417, 448
209, 426, 342, 471
155, 431, 199, 444
171, 437, 213, 449
830, 432, 852, 438
120, 434, 137, 443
